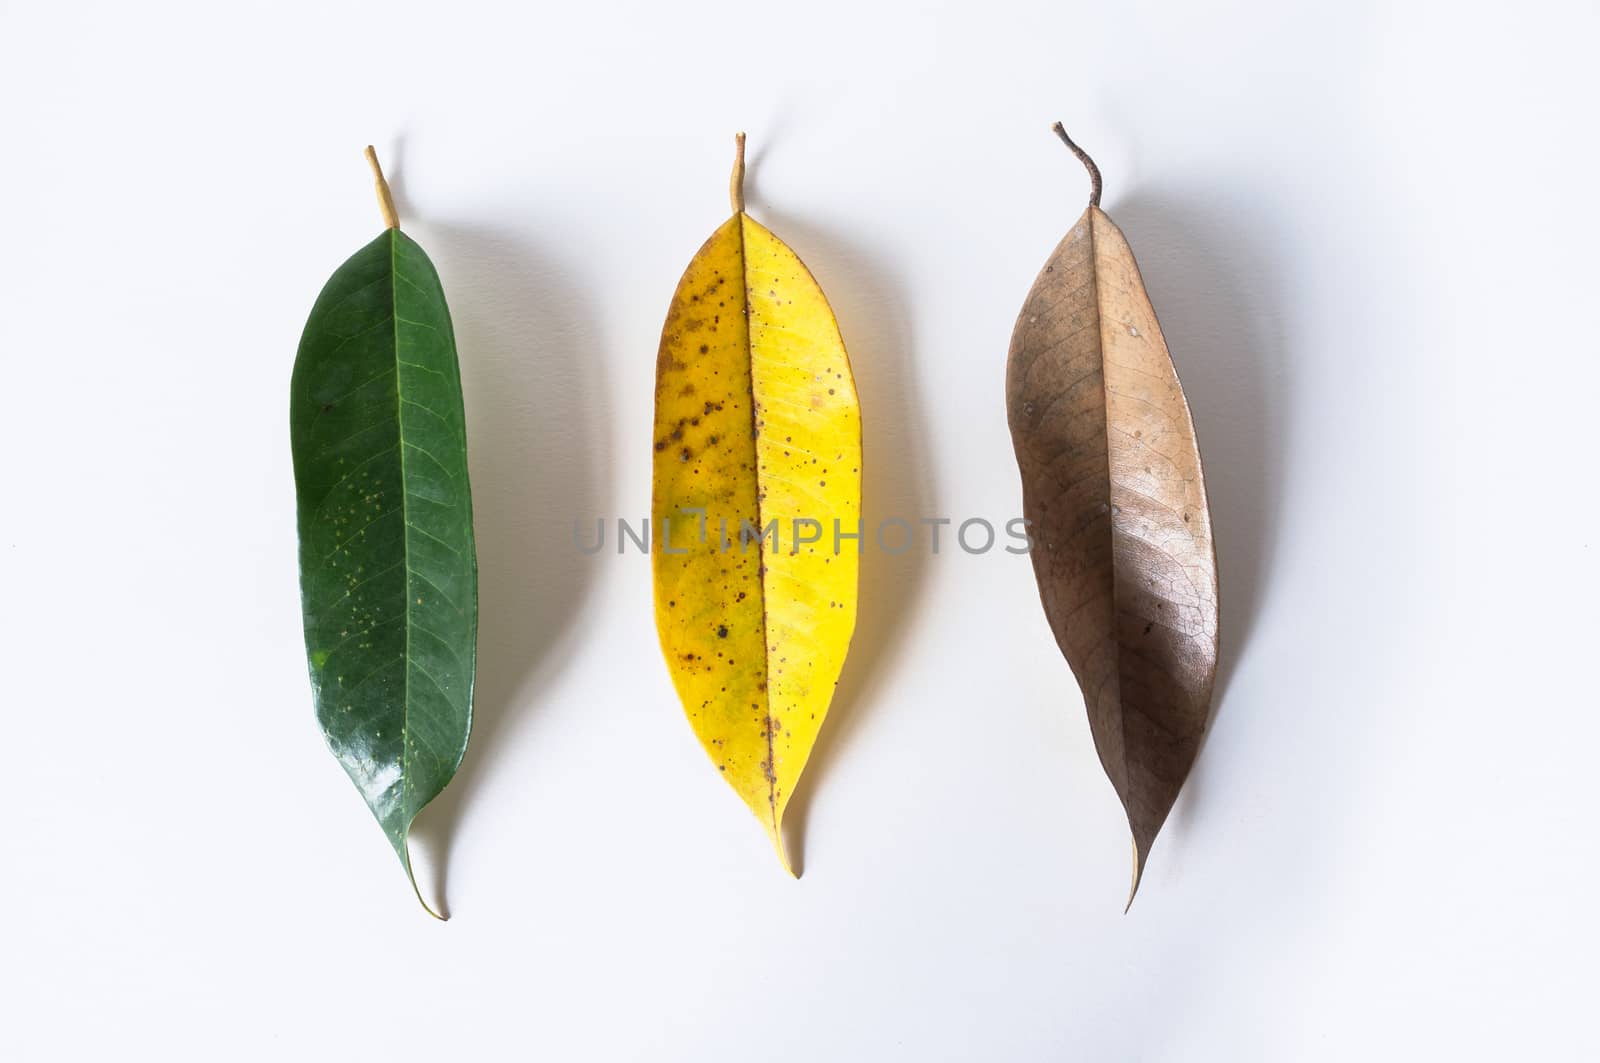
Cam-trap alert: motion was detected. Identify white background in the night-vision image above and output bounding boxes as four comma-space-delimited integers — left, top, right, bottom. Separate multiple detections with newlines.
3, 0, 1596, 1058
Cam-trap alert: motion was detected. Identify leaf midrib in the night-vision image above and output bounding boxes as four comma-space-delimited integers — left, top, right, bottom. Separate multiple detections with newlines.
389, 229, 416, 823
736, 214, 779, 832
1086, 209, 1136, 822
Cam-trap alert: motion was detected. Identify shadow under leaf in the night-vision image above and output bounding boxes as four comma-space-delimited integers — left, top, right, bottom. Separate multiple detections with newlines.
406, 221, 610, 915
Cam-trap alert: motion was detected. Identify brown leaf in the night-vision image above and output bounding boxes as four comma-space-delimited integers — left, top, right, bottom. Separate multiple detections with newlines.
1006, 125, 1219, 907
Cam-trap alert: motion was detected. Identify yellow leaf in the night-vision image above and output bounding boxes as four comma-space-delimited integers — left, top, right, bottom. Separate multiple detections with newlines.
652, 135, 861, 874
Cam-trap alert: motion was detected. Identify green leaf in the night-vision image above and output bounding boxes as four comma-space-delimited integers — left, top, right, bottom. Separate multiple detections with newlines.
290, 228, 477, 918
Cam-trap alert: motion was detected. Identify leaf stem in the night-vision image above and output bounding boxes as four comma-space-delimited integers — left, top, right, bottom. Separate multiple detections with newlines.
1050, 122, 1102, 209
364, 145, 400, 230
730, 132, 747, 215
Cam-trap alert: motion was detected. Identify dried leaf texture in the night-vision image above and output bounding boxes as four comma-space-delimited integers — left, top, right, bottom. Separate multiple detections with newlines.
1007, 188, 1218, 904
652, 138, 861, 873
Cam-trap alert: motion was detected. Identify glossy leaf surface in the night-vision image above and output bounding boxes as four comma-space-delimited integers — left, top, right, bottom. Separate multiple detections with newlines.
290, 227, 477, 915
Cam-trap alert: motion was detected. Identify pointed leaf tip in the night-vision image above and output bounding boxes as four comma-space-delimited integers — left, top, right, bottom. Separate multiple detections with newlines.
769, 819, 799, 878
402, 840, 449, 921
415, 888, 449, 922
1124, 836, 1147, 913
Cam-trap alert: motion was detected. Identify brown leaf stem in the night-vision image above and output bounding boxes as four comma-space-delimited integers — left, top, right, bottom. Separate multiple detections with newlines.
1050, 122, 1102, 208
